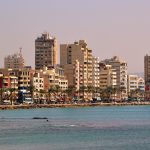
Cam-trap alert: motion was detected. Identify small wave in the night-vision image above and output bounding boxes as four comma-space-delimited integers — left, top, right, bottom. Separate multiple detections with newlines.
69, 124, 77, 127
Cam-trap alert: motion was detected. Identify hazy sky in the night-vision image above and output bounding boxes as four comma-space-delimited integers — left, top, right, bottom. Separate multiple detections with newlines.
0, 0, 150, 73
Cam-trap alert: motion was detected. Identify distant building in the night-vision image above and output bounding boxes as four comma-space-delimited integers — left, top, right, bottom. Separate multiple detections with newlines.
35, 32, 58, 70
4, 49, 24, 69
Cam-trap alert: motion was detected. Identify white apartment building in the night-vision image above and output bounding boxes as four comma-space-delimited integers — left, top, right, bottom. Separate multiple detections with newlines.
128, 75, 145, 93
127, 75, 138, 93
92, 57, 100, 88
137, 77, 145, 91
32, 73, 44, 92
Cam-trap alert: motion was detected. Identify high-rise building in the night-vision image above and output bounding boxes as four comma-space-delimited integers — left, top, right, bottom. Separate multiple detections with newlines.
35, 32, 58, 70
144, 54, 150, 99
4, 49, 24, 69
60, 40, 93, 99
144, 54, 150, 84
99, 63, 117, 89
101, 56, 128, 98
92, 57, 100, 88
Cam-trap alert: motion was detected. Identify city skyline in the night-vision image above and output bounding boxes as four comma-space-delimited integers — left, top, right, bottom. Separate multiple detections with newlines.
1, 0, 150, 73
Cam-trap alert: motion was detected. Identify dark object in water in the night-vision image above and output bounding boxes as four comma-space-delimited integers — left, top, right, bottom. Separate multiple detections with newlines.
32, 117, 48, 120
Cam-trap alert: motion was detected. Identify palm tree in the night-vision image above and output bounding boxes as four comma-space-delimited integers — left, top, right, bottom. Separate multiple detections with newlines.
79, 86, 87, 102
111, 87, 118, 101
94, 87, 101, 98
48, 87, 55, 104
0, 88, 6, 104
38, 89, 46, 103
117, 86, 126, 101
100, 88, 105, 100
105, 86, 113, 102
8, 88, 16, 105
135, 88, 142, 100
86, 86, 94, 101
139, 89, 144, 100
54, 85, 61, 103
55, 85, 61, 93
65, 85, 75, 103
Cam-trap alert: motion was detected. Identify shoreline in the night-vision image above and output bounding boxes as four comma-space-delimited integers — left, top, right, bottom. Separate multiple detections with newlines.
0, 102, 150, 110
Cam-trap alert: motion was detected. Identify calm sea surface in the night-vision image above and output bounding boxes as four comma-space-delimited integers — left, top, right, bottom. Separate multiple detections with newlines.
0, 106, 150, 150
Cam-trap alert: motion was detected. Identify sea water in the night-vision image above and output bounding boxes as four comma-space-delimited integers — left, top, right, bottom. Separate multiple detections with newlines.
0, 106, 150, 150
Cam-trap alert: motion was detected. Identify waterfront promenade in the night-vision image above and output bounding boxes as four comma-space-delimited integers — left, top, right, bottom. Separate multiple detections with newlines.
0, 102, 150, 110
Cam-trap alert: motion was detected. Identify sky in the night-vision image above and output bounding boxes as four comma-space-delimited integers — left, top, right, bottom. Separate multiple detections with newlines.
0, 0, 150, 73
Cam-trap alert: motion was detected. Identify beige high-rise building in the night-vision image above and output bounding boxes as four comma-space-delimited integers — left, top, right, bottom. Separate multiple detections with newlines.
101, 56, 128, 97
92, 57, 100, 88
4, 49, 24, 69
99, 63, 117, 89
35, 32, 58, 70
60, 40, 93, 99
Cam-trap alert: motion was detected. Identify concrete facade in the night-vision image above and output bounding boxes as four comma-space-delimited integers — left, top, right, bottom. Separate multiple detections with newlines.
35, 32, 58, 70
101, 56, 128, 98
92, 57, 100, 88
60, 40, 93, 88
144, 54, 150, 84
4, 50, 24, 69
60, 40, 93, 99
99, 63, 117, 89
42, 66, 68, 92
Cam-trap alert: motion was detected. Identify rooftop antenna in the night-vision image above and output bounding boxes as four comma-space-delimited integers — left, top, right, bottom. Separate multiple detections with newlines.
19, 47, 23, 57
19, 47, 22, 54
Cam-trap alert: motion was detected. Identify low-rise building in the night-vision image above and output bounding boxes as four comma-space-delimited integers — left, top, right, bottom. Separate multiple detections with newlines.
42, 65, 68, 92
32, 72, 44, 92
127, 75, 145, 99
13, 66, 35, 91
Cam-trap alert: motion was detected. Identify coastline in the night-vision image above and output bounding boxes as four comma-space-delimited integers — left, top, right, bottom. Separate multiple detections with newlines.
0, 102, 150, 110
